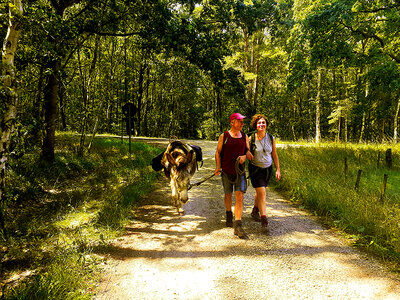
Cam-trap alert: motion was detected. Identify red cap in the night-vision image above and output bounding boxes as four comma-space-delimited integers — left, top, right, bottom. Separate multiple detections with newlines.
229, 113, 246, 122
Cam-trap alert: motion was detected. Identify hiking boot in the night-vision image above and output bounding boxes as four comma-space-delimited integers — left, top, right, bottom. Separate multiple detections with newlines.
261, 216, 268, 229
234, 220, 249, 239
251, 206, 261, 222
226, 211, 233, 227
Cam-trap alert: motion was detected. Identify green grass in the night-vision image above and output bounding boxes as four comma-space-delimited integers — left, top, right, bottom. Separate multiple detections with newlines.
274, 142, 400, 265
0, 133, 162, 298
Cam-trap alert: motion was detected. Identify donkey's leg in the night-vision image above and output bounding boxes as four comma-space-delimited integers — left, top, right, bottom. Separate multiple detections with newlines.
170, 179, 180, 208
177, 200, 184, 215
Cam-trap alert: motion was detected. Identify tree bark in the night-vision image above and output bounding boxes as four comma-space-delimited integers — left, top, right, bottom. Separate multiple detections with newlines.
1, 0, 23, 228
137, 61, 146, 136
77, 35, 99, 155
394, 95, 400, 143
359, 111, 366, 143
41, 0, 83, 160
41, 59, 60, 162
87, 99, 105, 152
59, 81, 67, 130
315, 68, 322, 143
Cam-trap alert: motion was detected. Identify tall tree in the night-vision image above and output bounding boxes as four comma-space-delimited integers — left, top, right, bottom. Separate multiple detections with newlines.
1, 0, 23, 228
303, 0, 400, 142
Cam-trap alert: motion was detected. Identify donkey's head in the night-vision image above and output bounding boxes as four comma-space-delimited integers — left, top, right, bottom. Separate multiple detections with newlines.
161, 143, 196, 212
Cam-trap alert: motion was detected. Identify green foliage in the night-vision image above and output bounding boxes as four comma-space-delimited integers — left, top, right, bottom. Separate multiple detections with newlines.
367, 61, 400, 91
1, 134, 162, 298
7, 0, 400, 149
275, 143, 400, 260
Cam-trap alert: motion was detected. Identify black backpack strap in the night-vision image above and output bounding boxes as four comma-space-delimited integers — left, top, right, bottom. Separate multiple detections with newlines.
250, 132, 256, 155
268, 133, 274, 170
220, 131, 229, 160
268, 133, 274, 145
246, 130, 257, 155
241, 131, 248, 154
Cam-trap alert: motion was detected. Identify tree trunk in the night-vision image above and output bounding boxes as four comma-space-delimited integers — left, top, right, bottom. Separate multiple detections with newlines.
59, 81, 67, 130
137, 62, 146, 136
142, 67, 151, 136
41, 1, 77, 161
77, 36, 99, 155
216, 87, 222, 132
359, 111, 366, 143
41, 59, 60, 162
337, 113, 342, 143
33, 66, 44, 144
252, 59, 260, 112
394, 95, 400, 143
87, 99, 105, 151
315, 68, 322, 143
359, 69, 368, 143
1, 0, 23, 228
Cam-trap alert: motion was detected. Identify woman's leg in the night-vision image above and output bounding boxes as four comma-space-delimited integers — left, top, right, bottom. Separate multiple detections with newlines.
255, 187, 267, 216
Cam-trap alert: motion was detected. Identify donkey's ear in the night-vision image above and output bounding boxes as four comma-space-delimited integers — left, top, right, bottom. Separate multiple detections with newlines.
165, 152, 176, 166
186, 149, 194, 163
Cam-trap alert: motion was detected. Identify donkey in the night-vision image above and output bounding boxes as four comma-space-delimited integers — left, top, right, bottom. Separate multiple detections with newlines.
161, 141, 197, 214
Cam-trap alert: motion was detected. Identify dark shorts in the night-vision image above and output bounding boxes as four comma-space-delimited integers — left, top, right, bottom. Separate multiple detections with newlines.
221, 172, 247, 194
249, 164, 273, 188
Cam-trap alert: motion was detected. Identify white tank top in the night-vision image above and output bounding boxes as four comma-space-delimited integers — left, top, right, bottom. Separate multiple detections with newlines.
251, 134, 273, 168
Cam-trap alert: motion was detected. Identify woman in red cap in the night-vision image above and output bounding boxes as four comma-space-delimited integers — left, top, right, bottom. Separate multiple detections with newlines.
214, 113, 253, 239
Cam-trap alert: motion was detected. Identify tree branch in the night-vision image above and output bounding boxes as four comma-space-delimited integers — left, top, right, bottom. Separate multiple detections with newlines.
86, 30, 141, 37
355, 4, 400, 14
339, 21, 400, 63
339, 21, 384, 47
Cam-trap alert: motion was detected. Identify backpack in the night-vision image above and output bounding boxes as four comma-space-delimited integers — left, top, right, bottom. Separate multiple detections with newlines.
151, 151, 165, 171
249, 131, 273, 156
151, 143, 203, 171
190, 144, 203, 168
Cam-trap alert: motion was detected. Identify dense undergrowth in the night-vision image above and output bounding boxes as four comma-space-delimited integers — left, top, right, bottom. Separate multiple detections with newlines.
274, 142, 400, 268
0, 133, 162, 299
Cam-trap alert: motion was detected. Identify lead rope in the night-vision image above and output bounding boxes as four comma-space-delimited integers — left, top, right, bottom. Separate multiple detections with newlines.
188, 159, 245, 191
188, 173, 215, 190
224, 159, 246, 186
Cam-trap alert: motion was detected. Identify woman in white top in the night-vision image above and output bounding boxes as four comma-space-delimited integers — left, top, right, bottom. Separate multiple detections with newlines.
248, 114, 281, 229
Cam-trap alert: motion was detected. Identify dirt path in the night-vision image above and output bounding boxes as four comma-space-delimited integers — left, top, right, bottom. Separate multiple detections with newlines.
95, 138, 400, 299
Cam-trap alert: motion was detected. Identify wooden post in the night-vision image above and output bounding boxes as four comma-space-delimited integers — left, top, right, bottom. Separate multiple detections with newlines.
355, 169, 362, 190
385, 149, 392, 168
380, 174, 388, 201
344, 157, 348, 179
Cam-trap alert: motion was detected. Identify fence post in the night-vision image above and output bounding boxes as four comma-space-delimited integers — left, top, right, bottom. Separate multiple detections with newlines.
355, 169, 362, 190
344, 157, 348, 179
385, 148, 392, 168
380, 174, 388, 201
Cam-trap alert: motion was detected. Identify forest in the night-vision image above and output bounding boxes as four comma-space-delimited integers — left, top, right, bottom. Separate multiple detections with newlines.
1, 0, 398, 149
1, 1, 400, 200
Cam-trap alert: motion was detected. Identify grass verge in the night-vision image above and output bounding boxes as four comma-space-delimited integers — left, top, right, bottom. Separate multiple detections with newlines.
273, 142, 400, 270
0, 133, 162, 298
